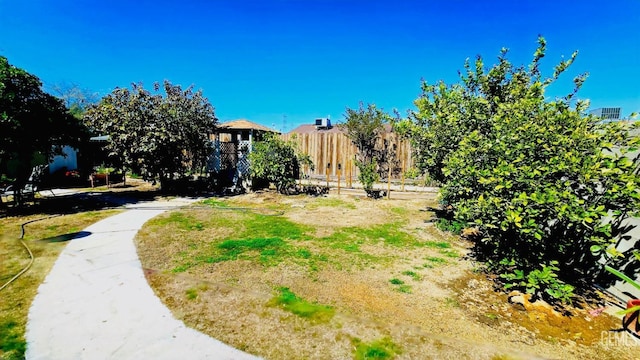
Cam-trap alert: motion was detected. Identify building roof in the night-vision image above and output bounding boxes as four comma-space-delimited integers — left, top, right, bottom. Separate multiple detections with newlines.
289, 124, 344, 134
288, 123, 393, 134
218, 119, 278, 133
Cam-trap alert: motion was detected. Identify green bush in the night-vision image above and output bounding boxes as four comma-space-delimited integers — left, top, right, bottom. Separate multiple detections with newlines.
399, 37, 640, 303
357, 159, 379, 192
249, 133, 313, 194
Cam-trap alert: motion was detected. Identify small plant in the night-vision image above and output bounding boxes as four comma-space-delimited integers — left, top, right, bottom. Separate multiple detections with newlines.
389, 278, 404, 285
268, 287, 334, 323
501, 261, 574, 303
435, 218, 465, 235
353, 337, 401, 360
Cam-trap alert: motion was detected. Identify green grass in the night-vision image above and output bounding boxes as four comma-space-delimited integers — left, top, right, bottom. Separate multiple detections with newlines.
444, 297, 460, 308
353, 337, 402, 360
152, 211, 205, 231
390, 207, 409, 216
423, 240, 451, 249
439, 249, 459, 258
389, 278, 412, 293
162, 202, 433, 273
200, 237, 288, 266
242, 213, 310, 240
401, 270, 421, 281
485, 313, 499, 320
423, 256, 447, 268
307, 197, 357, 210
201, 198, 229, 207
269, 287, 334, 323
163, 209, 317, 272
322, 223, 420, 249
0, 320, 25, 359
186, 288, 198, 300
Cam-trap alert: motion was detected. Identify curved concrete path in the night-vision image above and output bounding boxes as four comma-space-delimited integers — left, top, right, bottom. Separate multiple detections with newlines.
26, 199, 259, 360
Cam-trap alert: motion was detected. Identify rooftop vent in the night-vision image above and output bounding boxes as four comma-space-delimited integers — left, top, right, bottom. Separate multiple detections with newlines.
315, 117, 332, 129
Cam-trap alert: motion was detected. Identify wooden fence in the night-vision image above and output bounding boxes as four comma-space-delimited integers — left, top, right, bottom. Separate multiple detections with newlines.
280, 132, 414, 179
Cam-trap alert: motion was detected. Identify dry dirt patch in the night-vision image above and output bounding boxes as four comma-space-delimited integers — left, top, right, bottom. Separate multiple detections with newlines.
137, 192, 632, 360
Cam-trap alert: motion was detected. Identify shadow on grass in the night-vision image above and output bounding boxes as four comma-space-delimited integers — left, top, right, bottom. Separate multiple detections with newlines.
37, 231, 92, 243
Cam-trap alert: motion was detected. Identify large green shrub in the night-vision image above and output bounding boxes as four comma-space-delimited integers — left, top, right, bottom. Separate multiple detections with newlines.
399, 37, 640, 303
249, 133, 313, 194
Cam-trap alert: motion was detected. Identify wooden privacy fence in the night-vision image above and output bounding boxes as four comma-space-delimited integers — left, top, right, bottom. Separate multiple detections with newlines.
280, 132, 414, 179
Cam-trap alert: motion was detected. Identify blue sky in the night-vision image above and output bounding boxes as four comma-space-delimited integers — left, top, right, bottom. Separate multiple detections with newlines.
1, 0, 638, 131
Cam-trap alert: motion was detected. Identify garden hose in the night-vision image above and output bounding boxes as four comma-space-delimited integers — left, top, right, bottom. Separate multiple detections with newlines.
0, 215, 61, 293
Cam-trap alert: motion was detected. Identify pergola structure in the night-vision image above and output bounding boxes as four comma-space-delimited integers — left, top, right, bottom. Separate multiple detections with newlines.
208, 119, 278, 188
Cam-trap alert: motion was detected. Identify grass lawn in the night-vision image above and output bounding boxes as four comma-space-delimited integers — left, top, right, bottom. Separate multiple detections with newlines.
137, 192, 632, 360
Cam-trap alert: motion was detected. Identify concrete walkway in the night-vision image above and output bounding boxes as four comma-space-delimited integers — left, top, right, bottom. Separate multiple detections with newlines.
26, 199, 259, 360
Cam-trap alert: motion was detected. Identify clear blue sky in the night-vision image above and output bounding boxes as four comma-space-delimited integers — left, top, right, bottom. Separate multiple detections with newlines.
1, 0, 638, 131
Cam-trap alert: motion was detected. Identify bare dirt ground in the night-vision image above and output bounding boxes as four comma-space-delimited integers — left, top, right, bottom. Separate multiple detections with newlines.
136, 192, 635, 360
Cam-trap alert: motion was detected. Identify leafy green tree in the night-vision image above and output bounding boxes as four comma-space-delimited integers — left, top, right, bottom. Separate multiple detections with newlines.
0, 56, 87, 206
399, 37, 640, 303
340, 102, 390, 192
249, 133, 312, 194
83, 81, 217, 188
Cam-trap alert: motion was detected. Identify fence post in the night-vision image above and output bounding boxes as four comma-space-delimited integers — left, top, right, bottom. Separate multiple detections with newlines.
401, 159, 405, 192
337, 163, 341, 195
387, 164, 391, 199
326, 163, 330, 189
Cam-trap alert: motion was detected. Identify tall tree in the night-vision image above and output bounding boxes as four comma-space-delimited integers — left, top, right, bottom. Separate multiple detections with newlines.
83, 81, 217, 188
0, 56, 86, 206
340, 102, 390, 192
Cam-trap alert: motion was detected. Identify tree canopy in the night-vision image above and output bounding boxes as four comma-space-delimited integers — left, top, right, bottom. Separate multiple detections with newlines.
83, 81, 217, 187
340, 102, 390, 192
0, 56, 86, 204
397, 37, 640, 303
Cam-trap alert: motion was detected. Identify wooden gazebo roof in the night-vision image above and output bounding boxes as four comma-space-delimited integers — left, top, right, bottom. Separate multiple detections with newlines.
217, 119, 278, 133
